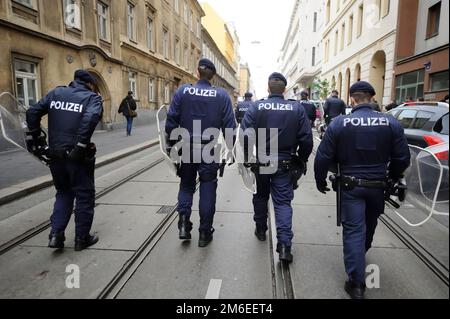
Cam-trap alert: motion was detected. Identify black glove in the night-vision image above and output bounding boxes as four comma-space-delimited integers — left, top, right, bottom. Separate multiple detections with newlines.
316, 180, 330, 194
68, 145, 86, 162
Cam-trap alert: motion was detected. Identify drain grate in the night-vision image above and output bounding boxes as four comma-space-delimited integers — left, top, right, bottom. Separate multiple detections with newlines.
156, 205, 176, 215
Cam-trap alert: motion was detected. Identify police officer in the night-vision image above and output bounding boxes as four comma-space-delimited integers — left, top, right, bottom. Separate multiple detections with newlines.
299, 90, 316, 127
241, 73, 313, 263
314, 81, 410, 299
324, 90, 346, 125
235, 92, 253, 124
26, 70, 103, 251
166, 58, 236, 247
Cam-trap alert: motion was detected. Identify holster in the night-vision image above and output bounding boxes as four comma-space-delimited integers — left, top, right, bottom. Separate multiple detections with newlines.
280, 155, 306, 190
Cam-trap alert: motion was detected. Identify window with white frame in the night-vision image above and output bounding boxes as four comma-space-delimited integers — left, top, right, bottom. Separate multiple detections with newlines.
63, 0, 81, 29
163, 28, 169, 59
190, 10, 194, 31
127, 2, 136, 41
97, 1, 110, 41
129, 72, 137, 98
174, 0, 179, 14
164, 83, 170, 103
147, 17, 154, 50
14, 59, 39, 108
148, 78, 155, 102
184, 44, 188, 68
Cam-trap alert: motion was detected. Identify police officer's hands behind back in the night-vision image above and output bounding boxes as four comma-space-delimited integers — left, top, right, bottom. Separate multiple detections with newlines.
316, 180, 330, 194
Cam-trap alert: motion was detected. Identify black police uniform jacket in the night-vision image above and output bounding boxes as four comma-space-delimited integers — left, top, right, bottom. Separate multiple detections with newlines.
299, 99, 317, 123
314, 103, 411, 182
241, 94, 313, 162
235, 100, 252, 124
26, 80, 103, 150
324, 96, 347, 121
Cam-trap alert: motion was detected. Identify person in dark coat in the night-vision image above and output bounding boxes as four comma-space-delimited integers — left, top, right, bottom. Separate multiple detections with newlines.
118, 91, 137, 136
324, 90, 346, 125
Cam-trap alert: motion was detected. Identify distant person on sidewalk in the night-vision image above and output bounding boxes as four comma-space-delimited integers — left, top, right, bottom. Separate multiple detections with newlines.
118, 91, 137, 136
324, 90, 346, 125
314, 81, 410, 299
26, 69, 103, 251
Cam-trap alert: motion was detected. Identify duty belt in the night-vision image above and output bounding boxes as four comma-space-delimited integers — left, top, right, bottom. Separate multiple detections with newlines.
339, 175, 386, 190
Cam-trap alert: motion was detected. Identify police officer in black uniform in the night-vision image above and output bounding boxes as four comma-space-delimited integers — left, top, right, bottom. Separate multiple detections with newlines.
235, 92, 253, 124
324, 90, 346, 125
241, 73, 313, 263
314, 81, 410, 299
299, 90, 317, 127
165, 58, 236, 247
26, 70, 103, 251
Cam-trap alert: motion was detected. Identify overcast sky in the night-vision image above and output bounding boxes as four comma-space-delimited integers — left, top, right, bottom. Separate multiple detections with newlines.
200, 0, 295, 99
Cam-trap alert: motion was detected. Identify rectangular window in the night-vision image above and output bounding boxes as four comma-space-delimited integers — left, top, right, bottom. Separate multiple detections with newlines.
63, 0, 81, 29
174, 0, 179, 14
197, 19, 201, 38
183, 0, 188, 23
313, 12, 318, 32
97, 1, 109, 41
14, 59, 39, 108
190, 10, 194, 32
395, 70, 425, 103
312, 47, 316, 66
340, 23, 345, 50
430, 71, 449, 91
184, 44, 188, 68
348, 14, 353, 44
325, 0, 330, 24
163, 28, 169, 59
147, 18, 154, 50
129, 72, 137, 98
334, 30, 338, 55
148, 78, 155, 102
127, 2, 136, 41
174, 38, 180, 64
14, 0, 33, 8
164, 83, 170, 103
357, 4, 363, 37
426, 1, 441, 38
381, 0, 390, 18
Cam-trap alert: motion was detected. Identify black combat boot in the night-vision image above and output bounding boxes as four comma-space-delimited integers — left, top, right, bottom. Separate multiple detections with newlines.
254, 225, 267, 241
48, 232, 65, 249
277, 243, 293, 263
345, 280, 366, 299
198, 228, 215, 248
178, 215, 193, 240
74, 234, 99, 251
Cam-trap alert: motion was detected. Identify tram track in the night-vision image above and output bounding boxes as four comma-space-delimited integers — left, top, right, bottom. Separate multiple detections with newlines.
0, 156, 165, 256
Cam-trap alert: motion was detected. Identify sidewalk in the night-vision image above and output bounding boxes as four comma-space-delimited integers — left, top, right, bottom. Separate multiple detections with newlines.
0, 123, 158, 190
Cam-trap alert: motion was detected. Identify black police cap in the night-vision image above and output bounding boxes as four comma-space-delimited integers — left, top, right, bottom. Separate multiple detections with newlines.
300, 90, 309, 96
74, 70, 97, 86
244, 92, 253, 98
198, 58, 216, 75
268, 72, 287, 87
349, 81, 376, 96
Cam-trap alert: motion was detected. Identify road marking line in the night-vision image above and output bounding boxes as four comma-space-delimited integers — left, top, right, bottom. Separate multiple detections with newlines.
205, 279, 222, 299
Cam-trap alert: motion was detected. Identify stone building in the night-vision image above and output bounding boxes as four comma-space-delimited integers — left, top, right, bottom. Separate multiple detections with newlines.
0, 0, 205, 127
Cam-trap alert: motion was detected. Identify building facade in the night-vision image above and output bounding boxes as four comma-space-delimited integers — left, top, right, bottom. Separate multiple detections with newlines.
321, 0, 398, 107
201, 26, 238, 104
200, 2, 239, 100
393, 0, 449, 103
239, 63, 254, 99
0, 0, 205, 126
278, 0, 325, 100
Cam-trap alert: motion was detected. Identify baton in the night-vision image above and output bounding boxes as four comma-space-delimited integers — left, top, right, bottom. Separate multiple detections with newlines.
329, 164, 342, 227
